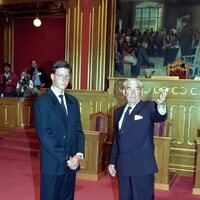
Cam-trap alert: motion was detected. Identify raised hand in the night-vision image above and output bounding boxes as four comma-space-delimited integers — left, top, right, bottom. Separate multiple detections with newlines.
157, 88, 169, 105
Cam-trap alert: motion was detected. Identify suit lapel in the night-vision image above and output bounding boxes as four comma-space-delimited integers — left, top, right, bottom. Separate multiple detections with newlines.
130, 100, 146, 117
115, 105, 126, 133
47, 89, 69, 125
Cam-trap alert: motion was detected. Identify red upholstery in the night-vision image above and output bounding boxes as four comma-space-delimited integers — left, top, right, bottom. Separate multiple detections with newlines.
167, 60, 189, 79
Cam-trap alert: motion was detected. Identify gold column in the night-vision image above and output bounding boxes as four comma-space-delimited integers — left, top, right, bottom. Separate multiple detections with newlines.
108, 0, 116, 77
65, 0, 83, 89
4, 20, 14, 69
87, 0, 115, 90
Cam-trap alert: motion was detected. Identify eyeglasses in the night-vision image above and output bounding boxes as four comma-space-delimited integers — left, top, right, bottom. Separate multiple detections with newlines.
55, 73, 70, 80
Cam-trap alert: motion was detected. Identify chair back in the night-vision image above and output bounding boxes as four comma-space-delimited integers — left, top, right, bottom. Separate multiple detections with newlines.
189, 46, 200, 65
182, 46, 200, 77
167, 60, 190, 79
154, 119, 173, 137
90, 112, 108, 133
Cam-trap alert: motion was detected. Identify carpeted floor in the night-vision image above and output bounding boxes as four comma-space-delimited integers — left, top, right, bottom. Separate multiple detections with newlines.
0, 129, 200, 200
0, 148, 200, 200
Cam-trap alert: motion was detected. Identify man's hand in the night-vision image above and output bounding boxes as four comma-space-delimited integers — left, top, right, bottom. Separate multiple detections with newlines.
67, 155, 81, 170
108, 164, 116, 177
157, 88, 169, 106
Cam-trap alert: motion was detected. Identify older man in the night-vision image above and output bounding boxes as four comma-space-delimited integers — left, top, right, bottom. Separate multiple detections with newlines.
109, 78, 169, 200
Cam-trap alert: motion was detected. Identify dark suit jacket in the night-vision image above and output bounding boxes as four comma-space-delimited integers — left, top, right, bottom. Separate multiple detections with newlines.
33, 89, 85, 175
109, 100, 167, 176
137, 46, 152, 67
178, 24, 192, 56
29, 67, 49, 87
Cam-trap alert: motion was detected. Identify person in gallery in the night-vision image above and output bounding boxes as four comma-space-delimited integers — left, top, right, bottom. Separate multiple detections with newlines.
28, 59, 49, 95
33, 60, 85, 200
0, 62, 18, 97
108, 78, 169, 200
16, 69, 33, 97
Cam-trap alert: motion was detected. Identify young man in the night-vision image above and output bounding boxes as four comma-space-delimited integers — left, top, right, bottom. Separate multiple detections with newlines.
108, 78, 169, 200
34, 60, 85, 200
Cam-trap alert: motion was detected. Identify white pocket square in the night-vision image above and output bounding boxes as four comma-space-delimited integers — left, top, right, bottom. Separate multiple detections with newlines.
134, 115, 143, 121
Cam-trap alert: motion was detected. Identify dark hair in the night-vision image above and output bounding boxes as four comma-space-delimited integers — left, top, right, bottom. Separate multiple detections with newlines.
141, 38, 148, 44
182, 18, 189, 24
51, 60, 71, 74
3, 62, 11, 68
31, 59, 38, 64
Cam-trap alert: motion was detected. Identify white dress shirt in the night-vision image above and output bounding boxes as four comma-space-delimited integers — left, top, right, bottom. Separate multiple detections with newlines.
119, 101, 167, 130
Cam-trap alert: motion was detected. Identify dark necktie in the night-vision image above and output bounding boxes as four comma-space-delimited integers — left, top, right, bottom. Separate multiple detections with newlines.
120, 106, 131, 134
59, 95, 67, 115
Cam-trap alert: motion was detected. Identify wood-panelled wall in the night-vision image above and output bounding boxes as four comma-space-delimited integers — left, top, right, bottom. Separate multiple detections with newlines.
0, 77, 200, 177
0, 97, 34, 130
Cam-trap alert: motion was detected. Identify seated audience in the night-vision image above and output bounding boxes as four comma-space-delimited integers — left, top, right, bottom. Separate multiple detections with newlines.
122, 35, 137, 66
16, 70, 33, 97
0, 62, 18, 97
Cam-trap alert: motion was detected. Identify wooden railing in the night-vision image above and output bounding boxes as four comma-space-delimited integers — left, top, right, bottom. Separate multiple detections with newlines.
0, 97, 34, 131
77, 132, 174, 187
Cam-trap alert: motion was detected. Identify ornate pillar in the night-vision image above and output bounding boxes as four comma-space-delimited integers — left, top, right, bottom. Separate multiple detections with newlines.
65, 0, 83, 89
4, 20, 14, 70
65, 0, 116, 90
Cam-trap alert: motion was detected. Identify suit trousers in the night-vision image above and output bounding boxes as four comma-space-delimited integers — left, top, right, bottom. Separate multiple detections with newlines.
41, 170, 76, 200
118, 174, 155, 200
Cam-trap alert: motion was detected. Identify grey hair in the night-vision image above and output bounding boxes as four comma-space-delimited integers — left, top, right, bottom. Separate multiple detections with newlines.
123, 78, 143, 89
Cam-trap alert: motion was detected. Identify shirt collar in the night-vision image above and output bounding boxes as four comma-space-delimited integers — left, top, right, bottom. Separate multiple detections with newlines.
51, 86, 65, 98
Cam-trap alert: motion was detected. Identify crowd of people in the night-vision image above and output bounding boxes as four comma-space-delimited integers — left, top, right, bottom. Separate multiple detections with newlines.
115, 18, 199, 76
0, 59, 49, 98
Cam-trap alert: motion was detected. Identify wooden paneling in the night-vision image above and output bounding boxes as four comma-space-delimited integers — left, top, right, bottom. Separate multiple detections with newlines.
154, 136, 175, 190
0, 98, 34, 130
77, 130, 107, 181
66, 89, 116, 141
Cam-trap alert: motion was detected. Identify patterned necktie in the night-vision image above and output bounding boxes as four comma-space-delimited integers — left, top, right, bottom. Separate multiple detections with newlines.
59, 95, 67, 115
32, 70, 36, 83
120, 106, 131, 134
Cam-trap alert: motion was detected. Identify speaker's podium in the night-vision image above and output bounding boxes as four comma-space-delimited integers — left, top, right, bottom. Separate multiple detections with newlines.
154, 136, 176, 190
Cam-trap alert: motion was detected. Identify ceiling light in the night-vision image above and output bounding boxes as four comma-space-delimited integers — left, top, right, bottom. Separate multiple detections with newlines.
33, 4, 41, 27
33, 17, 41, 27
